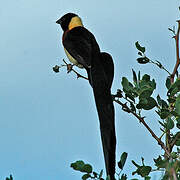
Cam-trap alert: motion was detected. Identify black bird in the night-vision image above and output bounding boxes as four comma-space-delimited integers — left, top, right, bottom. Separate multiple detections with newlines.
56, 13, 116, 179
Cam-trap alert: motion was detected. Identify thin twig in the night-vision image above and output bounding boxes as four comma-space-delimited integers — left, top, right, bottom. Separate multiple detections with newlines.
159, 132, 166, 140
113, 98, 170, 157
62, 59, 88, 80
149, 60, 171, 75
171, 20, 180, 83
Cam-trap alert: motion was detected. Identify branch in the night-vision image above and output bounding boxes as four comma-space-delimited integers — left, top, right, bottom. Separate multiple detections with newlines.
53, 60, 88, 79
171, 20, 180, 83
172, 167, 177, 180
113, 98, 170, 157
62, 59, 88, 80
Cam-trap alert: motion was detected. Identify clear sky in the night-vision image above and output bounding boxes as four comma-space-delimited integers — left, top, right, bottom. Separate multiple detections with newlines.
0, 0, 179, 180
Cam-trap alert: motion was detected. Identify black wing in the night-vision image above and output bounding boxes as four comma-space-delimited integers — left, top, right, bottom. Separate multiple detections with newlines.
100, 52, 114, 89
63, 26, 96, 69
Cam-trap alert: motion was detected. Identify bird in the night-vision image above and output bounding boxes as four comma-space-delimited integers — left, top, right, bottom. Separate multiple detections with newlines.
56, 13, 116, 179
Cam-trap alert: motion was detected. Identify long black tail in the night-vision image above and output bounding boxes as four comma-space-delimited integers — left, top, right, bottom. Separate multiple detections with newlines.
88, 52, 116, 179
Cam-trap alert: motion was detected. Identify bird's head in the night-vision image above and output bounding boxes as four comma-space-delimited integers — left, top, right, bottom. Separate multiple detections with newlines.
56, 13, 83, 31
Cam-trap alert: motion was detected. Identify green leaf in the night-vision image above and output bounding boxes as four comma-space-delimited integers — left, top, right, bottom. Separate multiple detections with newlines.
167, 118, 174, 130
132, 166, 152, 177
160, 109, 170, 119
161, 100, 168, 109
136, 103, 143, 109
167, 97, 176, 103
71, 161, 93, 174
140, 98, 148, 104
139, 166, 152, 177
129, 81, 134, 88
138, 97, 157, 110
139, 89, 153, 99
70, 160, 85, 171
176, 117, 180, 129
167, 79, 180, 96
99, 170, 103, 179
175, 140, 180, 146
154, 156, 168, 168
122, 77, 130, 92
118, 152, 128, 170
132, 69, 137, 84
6, 175, 13, 180
135, 41, 146, 53
174, 132, 180, 146
145, 176, 151, 180
172, 87, 179, 96
132, 160, 140, 168
142, 74, 150, 82
170, 152, 177, 159
157, 95, 162, 106
166, 77, 171, 89
137, 98, 148, 109
175, 95, 180, 115
141, 157, 145, 166
145, 97, 157, 110
82, 164, 93, 173
151, 79, 156, 90
157, 95, 168, 108
82, 173, 91, 180
139, 81, 149, 89
137, 57, 149, 64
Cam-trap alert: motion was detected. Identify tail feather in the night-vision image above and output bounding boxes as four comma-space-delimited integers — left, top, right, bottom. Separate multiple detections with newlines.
88, 52, 116, 180
94, 88, 116, 180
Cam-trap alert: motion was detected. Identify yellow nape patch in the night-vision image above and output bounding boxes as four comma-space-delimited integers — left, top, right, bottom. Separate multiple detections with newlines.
64, 48, 83, 68
68, 16, 83, 30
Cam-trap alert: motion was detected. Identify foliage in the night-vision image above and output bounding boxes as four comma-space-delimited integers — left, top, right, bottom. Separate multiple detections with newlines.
6, 175, 13, 180
70, 153, 129, 180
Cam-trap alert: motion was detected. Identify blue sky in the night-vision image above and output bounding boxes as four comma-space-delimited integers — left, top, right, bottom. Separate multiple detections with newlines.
0, 0, 179, 180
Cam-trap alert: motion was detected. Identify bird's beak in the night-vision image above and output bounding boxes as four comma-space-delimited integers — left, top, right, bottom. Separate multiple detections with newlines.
56, 18, 61, 24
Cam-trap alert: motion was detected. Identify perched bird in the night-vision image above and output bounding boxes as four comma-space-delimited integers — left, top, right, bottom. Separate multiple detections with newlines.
56, 13, 116, 179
